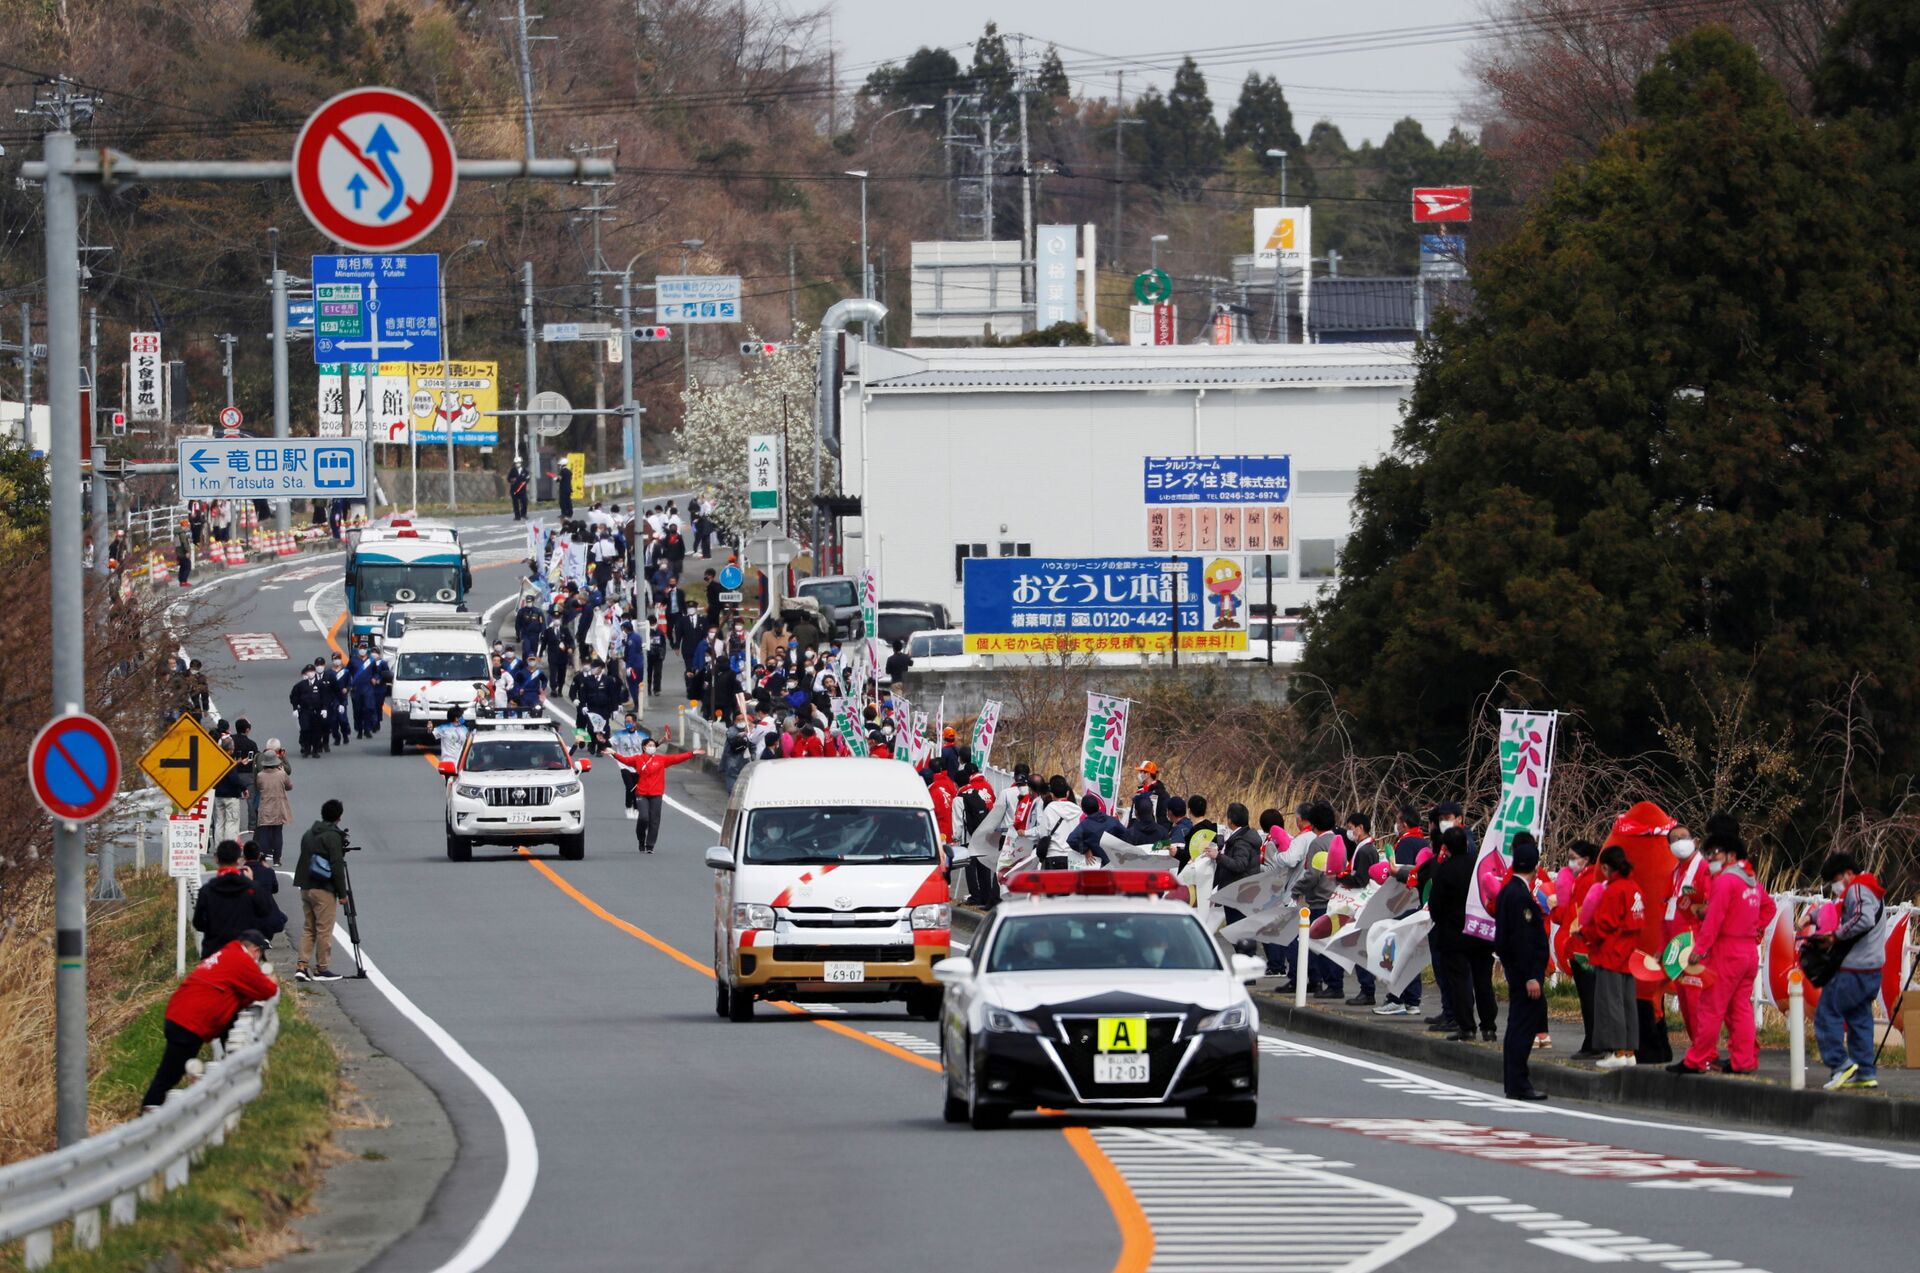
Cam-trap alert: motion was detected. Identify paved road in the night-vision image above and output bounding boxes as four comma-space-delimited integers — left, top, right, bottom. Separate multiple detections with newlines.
182, 526, 1920, 1273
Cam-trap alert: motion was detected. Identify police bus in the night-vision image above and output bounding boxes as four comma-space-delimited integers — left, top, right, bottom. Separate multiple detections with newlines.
344, 519, 473, 643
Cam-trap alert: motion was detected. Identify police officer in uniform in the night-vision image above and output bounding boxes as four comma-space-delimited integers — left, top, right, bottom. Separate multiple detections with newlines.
509, 456, 530, 521
289, 662, 328, 758
1493, 833, 1551, 1101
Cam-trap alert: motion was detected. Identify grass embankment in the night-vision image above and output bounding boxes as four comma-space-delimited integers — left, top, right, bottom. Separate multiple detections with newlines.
0, 866, 338, 1272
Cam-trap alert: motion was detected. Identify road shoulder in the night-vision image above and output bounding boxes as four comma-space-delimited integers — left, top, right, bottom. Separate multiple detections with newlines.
261, 985, 458, 1273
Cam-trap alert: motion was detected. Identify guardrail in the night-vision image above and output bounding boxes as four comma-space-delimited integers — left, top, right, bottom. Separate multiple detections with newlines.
582, 461, 689, 500
0, 991, 281, 1268
676, 705, 724, 758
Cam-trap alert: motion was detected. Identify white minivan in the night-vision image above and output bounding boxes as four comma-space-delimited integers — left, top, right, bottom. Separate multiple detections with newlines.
706, 758, 950, 1022
388, 613, 491, 755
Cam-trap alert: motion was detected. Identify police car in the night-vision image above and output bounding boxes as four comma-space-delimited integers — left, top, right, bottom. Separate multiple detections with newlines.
442, 718, 591, 861
935, 869, 1264, 1130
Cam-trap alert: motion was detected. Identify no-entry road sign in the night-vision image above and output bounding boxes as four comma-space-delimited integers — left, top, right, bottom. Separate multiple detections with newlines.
293, 87, 458, 251
29, 711, 121, 824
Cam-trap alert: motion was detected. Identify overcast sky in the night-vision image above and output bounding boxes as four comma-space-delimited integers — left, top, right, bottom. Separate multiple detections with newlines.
821, 0, 1489, 147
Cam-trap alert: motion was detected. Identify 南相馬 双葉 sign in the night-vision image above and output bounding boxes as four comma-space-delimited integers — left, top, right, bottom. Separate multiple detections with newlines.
961, 557, 1246, 654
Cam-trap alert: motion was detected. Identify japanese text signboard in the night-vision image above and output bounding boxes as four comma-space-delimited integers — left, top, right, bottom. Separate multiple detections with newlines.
176, 437, 367, 501
1143, 455, 1290, 505
655, 275, 743, 324
130, 332, 162, 423
747, 434, 781, 523
1143, 456, 1291, 554
1035, 225, 1077, 328
963, 557, 1247, 654
1080, 693, 1131, 808
311, 254, 443, 364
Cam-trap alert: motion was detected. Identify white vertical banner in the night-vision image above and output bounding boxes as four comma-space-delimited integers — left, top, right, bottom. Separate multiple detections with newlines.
971, 699, 1003, 771
1462, 709, 1559, 941
130, 332, 162, 423
1080, 692, 1132, 808
747, 433, 781, 523
1035, 224, 1078, 328
860, 566, 879, 642
1252, 207, 1311, 272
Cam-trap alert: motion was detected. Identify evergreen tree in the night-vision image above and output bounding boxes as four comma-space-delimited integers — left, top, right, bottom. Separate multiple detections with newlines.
1034, 46, 1072, 101
972, 22, 1018, 127
253, 0, 360, 66
863, 46, 965, 118
1224, 73, 1301, 168
1300, 29, 1920, 803
1132, 57, 1223, 196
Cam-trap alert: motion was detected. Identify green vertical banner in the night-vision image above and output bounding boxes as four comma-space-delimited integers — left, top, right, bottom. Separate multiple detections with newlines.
830, 702, 869, 757
971, 699, 1002, 770
860, 566, 879, 642
1080, 692, 1131, 807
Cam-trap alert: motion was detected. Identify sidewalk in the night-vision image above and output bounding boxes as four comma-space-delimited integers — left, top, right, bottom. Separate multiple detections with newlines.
1251, 985, 1920, 1143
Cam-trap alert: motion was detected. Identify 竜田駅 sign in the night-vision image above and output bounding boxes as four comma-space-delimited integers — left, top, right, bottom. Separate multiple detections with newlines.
961, 556, 1244, 654
177, 438, 366, 501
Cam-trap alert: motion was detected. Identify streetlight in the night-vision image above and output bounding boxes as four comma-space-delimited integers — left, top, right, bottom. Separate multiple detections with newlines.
845, 170, 873, 342
1150, 233, 1168, 273
434, 238, 486, 512
1264, 149, 1289, 343
866, 103, 932, 146
678, 238, 704, 391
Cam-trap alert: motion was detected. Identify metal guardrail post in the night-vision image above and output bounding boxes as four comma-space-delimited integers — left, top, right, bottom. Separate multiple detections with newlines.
1789, 969, 1806, 1090
1295, 908, 1310, 1009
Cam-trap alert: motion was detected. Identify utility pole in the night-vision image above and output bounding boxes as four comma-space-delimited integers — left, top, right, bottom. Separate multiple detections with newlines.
502, 0, 553, 163
1016, 36, 1033, 314
23, 72, 100, 1149
1112, 73, 1142, 274
19, 303, 31, 423
788, 244, 798, 337
218, 332, 237, 407
570, 142, 617, 472
268, 226, 291, 532
521, 261, 537, 497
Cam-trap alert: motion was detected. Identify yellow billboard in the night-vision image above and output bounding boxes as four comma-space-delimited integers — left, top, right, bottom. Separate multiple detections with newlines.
406, 360, 499, 446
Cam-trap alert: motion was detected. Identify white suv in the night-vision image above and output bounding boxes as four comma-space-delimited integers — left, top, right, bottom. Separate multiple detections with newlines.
442, 720, 592, 861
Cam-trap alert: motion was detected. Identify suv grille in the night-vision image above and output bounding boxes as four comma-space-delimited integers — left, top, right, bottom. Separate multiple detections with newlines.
484, 786, 554, 807
771, 944, 914, 963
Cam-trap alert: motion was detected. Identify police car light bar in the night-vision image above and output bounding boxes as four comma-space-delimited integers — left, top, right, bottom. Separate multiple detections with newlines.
1005, 869, 1182, 896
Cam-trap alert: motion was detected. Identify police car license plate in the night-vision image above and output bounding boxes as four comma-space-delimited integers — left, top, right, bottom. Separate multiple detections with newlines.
506, 812, 535, 825
823, 962, 865, 983
1094, 1055, 1151, 1085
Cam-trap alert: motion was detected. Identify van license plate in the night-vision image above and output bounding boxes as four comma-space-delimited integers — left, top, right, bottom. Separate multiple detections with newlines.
1094, 1055, 1151, 1085
506, 813, 535, 825
824, 962, 866, 983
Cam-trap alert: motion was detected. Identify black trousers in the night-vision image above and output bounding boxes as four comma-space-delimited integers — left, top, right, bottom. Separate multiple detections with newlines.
635, 795, 663, 851
141, 1020, 206, 1108
511, 488, 528, 519
1504, 986, 1547, 1095
964, 856, 1000, 907
1571, 959, 1597, 1052
620, 768, 638, 809
1436, 939, 1498, 1032
1465, 941, 1499, 1031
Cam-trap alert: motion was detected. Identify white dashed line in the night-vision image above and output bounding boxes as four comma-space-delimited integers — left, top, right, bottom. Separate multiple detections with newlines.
1443, 1195, 1772, 1273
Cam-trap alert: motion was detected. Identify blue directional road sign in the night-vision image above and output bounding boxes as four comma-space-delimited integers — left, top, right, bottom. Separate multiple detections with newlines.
176, 437, 368, 500
287, 300, 316, 330
311, 253, 442, 364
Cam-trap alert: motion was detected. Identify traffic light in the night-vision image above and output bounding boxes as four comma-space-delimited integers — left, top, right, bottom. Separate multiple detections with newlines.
110, 411, 126, 436
631, 326, 672, 342
739, 341, 781, 357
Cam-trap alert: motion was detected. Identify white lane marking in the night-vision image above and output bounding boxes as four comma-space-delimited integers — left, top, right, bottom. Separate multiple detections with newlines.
1264, 1034, 1920, 1168
1094, 1126, 1453, 1272
1444, 1196, 1769, 1273
292, 601, 309, 611
258, 584, 281, 591
789, 1002, 847, 1015
865, 1029, 939, 1056
323, 924, 540, 1273
1632, 1179, 1795, 1199
298, 620, 318, 633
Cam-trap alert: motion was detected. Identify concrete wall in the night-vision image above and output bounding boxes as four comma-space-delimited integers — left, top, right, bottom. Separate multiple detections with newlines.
893, 660, 1294, 720
376, 468, 505, 505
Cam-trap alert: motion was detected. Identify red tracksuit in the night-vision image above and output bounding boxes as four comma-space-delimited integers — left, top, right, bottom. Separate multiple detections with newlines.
1666, 852, 1712, 1039
1681, 863, 1768, 1071
607, 749, 696, 795
166, 942, 279, 1040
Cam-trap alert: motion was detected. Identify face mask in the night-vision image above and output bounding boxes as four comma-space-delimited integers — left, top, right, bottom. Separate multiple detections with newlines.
1438, 819, 1456, 832
1671, 838, 1696, 860
1831, 880, 1847, 898
644, 744, 658, 755
1707, 859, 1725, 875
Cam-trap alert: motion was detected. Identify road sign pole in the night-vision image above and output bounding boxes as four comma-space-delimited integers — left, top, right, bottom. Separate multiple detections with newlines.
43, 126, 90, 1149
622, 271, 641, 515
523, 261, 537, 506
271, 247, 292, 533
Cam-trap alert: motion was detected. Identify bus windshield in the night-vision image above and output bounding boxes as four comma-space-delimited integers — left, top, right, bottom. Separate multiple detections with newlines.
354, 562, 463, 609
743, 806, 938, 866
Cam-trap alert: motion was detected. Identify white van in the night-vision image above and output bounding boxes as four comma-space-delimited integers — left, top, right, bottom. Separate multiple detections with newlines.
388, 613, 491, 755
705, 758, 950, 1022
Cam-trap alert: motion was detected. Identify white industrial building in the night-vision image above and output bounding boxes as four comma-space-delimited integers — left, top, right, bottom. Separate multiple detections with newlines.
839, 341, 1418, 622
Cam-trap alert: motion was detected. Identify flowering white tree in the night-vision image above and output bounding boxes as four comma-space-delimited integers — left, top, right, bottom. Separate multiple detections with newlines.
673, 327, 831, 544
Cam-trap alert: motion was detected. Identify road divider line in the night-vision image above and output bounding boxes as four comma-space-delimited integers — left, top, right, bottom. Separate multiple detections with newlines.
1063, 1127, 1155, 1273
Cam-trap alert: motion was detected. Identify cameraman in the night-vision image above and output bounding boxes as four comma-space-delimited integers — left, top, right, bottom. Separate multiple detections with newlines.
294, 798, 349, 983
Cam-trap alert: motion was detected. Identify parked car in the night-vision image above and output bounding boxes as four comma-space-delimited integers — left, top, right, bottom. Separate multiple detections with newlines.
879, 599, 951, 630
876, 605, 939, 648
794, 575, 861, 639
1227, 617, 1304, 664
906, 628, 979, 671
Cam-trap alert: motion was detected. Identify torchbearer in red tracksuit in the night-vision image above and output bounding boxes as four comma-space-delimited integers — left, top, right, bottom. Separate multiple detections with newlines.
1663, 826, 1712, 1042
1671, 835, 1775, 1075
608, 739, 697, 854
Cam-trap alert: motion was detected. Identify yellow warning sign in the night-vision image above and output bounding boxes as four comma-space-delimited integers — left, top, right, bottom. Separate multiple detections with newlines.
1097, 1017, 1148, 1053
138, 712, 235, 811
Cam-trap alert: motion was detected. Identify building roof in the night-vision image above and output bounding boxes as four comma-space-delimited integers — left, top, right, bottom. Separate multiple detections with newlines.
855, 341, 1416, 394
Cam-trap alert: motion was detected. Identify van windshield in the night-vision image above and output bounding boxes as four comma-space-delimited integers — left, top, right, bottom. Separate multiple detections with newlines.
397, 651, 490, 681
743, 806, 938, 866
800, 579, 857, 608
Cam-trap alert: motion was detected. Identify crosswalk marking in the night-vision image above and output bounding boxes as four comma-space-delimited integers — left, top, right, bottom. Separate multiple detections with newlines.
865, 1030, 940, 1057
1442, 1195, 1772, 1273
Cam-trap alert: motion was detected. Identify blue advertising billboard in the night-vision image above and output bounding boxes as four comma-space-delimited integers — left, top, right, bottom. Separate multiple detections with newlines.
1142, 455, 1291, 505
962, 556, 1246, 654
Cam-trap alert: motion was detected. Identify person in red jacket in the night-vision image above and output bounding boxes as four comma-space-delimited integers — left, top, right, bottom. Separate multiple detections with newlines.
607, 737, 697, 853
1586, 845, 1647, 1069
790, 722, 825, 759
142, 932, 277, 1111
1671, 834, 1770, 1075
1662, 825, 1711, 1045
1552, 841, 1603, 1058
927, 767, 960, 845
